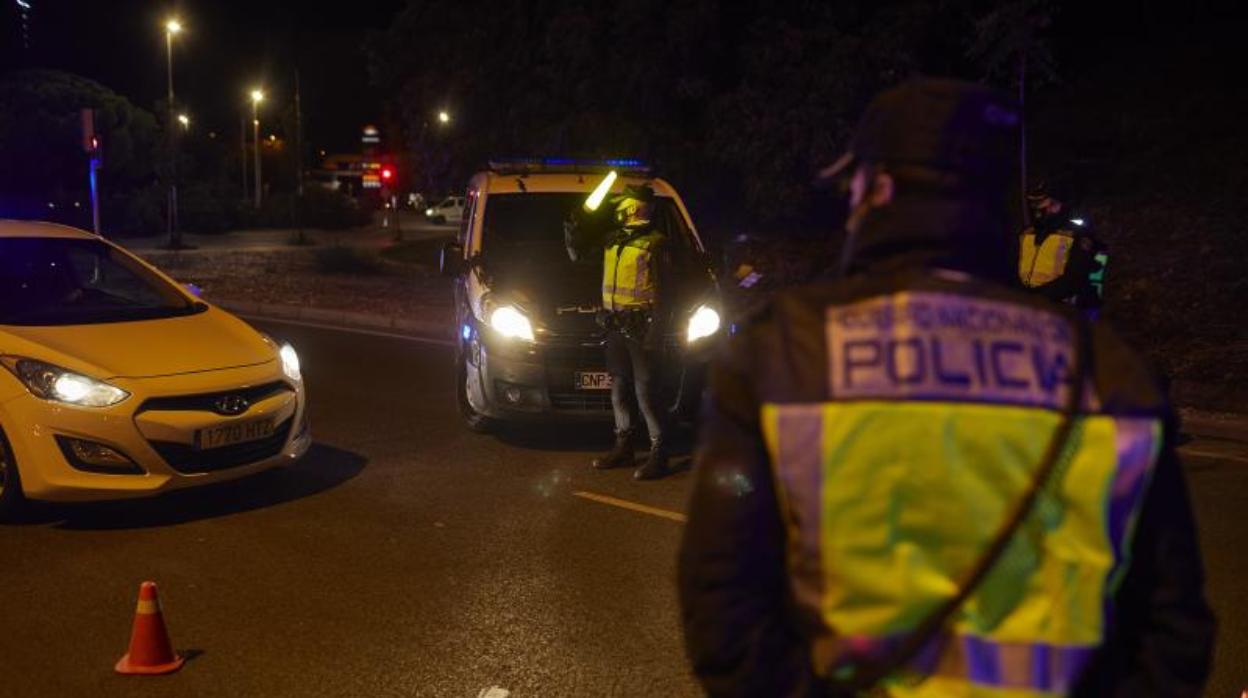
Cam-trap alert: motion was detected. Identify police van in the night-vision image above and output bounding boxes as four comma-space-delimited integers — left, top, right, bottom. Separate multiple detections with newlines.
439, 159, 721, 430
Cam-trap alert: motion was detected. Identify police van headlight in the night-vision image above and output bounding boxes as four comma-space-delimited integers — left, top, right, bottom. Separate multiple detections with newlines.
489, 305, 535, 342
687, 305, 721, 343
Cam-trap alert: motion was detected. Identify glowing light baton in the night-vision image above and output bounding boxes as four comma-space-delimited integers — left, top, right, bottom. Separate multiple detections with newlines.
583, 170, 618, 211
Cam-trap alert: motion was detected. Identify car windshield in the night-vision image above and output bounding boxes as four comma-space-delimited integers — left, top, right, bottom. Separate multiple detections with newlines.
0, 237, 200, 326
480, 192, 693, 269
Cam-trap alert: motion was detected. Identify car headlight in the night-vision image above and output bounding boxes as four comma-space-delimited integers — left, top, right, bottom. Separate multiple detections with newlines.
687, 305, 722, 343
489, 305, 535, 341
425, 207, 435, 216
0, 357, 129, 407
279, 343, 302, 382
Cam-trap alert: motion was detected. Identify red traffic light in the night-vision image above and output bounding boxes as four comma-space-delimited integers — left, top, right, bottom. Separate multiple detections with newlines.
380, 167, 394, 180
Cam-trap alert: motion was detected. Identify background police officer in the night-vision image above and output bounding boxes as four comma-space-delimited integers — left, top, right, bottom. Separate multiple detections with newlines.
1019, 181, 1108, 314
568, 183, 676, 480
679, 79, 1213, 696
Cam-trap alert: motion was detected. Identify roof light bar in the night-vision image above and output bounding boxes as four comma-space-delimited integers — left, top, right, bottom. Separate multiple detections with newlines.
487, 157, 651, 175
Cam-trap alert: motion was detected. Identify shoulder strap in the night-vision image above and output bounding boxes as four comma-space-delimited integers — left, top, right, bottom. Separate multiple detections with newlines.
831, 312, 1091, 694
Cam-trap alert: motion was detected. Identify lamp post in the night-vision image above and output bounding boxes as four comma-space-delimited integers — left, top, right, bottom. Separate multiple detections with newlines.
250, 89, 264, 209
164, 18, 182, 247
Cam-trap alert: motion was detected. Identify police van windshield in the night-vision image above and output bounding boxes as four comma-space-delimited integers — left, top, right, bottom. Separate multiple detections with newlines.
480, 192, 692, 268
0, 238, 200, 326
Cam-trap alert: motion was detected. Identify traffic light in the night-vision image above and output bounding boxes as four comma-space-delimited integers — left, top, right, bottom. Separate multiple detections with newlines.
380, 166, 394, 182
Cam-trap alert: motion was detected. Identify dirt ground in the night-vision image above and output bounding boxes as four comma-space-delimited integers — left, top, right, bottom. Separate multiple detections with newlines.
139, 248, 452, 321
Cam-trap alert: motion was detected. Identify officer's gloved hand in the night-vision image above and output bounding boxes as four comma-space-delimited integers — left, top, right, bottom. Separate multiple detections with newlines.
564, 210, 586, 262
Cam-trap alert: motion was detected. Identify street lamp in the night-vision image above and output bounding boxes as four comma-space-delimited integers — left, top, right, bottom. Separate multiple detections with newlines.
177, 113, 190, 129
164, 17, 183, 247
250, 88, 264, 209
437, 110, 450, 125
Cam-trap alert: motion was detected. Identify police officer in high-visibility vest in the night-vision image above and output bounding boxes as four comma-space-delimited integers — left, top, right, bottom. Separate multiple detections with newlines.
1018, 184, 1108, 313
679, 79, 1213, 696
569, 183, 676, 480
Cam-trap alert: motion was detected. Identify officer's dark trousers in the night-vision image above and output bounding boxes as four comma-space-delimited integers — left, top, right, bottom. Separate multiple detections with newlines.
605, 329, 668, 443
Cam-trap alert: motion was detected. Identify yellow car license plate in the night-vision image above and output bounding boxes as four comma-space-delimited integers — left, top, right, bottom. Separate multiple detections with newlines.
575, 371, 613, 390
196, 417, 276, 450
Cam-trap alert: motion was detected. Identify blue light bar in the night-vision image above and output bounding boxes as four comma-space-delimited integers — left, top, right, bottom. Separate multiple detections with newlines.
487, 157, 651, 174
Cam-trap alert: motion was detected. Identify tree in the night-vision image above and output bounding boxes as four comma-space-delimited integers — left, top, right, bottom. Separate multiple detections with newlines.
0, 69, 162, 233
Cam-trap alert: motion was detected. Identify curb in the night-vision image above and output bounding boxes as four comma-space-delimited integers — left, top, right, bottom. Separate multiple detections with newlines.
1179, 408, 1248, 444
214, 298, 455, 342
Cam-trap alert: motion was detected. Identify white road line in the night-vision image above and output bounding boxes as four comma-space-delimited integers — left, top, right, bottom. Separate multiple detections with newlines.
240, 314, 456, 347
573, 490, 687, 523
1179, 447, 1248, 465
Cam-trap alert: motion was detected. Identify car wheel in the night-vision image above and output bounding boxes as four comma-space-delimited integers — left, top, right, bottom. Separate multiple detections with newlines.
0, 427, 26, 522
456, 359, 493, 433
434, 215, 447, 225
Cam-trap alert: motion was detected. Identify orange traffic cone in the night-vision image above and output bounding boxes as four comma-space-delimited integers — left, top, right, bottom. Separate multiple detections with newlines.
115, 581, 185, 675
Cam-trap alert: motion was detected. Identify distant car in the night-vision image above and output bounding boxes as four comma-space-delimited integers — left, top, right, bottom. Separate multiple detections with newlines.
0, 220, 311, 519
425, 196, 465, 225
439, 159, 722, 431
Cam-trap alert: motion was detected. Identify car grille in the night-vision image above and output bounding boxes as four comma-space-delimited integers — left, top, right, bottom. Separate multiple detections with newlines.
548, 391, 614, 412
136, 381, 292, 415
148, 418, 294, 474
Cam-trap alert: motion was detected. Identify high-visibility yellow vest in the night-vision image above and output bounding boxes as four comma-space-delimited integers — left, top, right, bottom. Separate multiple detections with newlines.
761, 290, 1160, 696
1019, 228, 1075, 287
602, 229, 663, 311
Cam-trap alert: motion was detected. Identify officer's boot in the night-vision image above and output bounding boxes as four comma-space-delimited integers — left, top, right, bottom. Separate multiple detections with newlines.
592, 431, 636, 470
633, 437, 670, 481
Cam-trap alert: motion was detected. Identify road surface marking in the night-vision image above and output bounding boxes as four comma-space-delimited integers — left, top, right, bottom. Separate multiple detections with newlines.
573, 490, 687, 523
478, 688, 510, 698
1178, 447, 1248, 465
240, 315, 455, 347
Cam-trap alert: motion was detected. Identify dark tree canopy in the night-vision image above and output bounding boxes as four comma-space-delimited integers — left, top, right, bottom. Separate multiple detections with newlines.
0, 69, 161, 228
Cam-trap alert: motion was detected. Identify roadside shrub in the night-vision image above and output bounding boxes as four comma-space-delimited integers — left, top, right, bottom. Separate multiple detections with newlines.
179, 182, 239, 234
235, 189, 372, 231
301, 187, 373, 230
104, 183, 165, 237
314, 245, 382, 275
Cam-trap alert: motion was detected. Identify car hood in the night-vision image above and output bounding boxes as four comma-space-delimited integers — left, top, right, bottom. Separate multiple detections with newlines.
0, 305, 276, 380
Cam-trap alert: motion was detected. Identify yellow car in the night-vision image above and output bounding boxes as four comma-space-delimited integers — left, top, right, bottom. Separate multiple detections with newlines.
0, 220, 310, 519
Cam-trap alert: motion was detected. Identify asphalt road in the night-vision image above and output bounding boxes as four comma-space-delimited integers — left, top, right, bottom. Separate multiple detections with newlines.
0, 321, 1244, 697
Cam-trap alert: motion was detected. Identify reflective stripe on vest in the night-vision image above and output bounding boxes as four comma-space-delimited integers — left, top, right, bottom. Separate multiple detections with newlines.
1019, 229, 1075, 288
760, 291, 1160, 697
602, 231, 662, 311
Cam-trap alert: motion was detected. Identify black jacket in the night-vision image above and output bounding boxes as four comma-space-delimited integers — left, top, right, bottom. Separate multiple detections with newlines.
678, 198, 1214, 697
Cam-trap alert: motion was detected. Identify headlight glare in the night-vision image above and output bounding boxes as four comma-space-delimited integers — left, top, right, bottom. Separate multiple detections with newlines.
489, 305, 535, 341
687, 305, 722, 343
0, 357, 129, 407
280, 343, 302, 382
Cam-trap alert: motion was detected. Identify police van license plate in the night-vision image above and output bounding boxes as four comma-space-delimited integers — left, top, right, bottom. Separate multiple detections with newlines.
575, 371, 613, 390
196, 417, 276, 450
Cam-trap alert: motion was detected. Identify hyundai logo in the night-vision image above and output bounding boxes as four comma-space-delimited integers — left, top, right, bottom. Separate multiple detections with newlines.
213, 395, 251, 416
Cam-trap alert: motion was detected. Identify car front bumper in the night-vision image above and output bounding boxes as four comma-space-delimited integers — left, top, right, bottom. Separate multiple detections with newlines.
464, 329, 707, 422
0, 362, 310, 503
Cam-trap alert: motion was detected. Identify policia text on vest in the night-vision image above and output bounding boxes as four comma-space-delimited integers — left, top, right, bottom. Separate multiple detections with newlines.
831, 292, 1073, 406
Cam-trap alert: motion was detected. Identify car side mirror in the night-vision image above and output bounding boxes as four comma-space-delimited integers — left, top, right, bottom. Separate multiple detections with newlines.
440, 241, 465, 276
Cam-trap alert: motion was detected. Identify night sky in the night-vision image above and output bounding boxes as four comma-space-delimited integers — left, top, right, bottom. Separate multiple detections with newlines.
1, 0, 405, 153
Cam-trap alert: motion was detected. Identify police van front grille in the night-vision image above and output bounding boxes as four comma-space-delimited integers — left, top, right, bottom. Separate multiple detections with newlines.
549, 392, 614, 412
